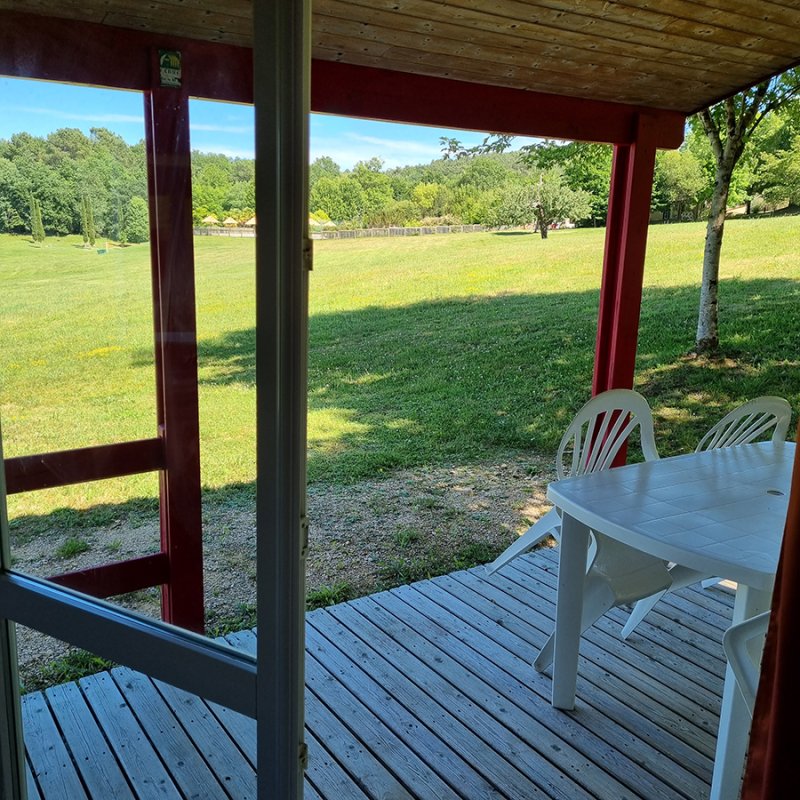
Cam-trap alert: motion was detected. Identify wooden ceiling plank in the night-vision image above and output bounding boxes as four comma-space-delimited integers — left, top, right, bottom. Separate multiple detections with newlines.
315, 0, 737, 88
314, 11, 720, 97
315, 30, 669, 103
381, 0, 736, 76
153, 0, 252, 18
692, 0, 800, 27
528, 0, 800, 56
388, 0, 746, 74
617, 0, 800, 48
439, 0, 793, 66
625, 0, 800, 34
3, 2, 799, 115
369, 39, 683, 107
0, 0, 103, 25
102, 11, 249, 47
103, 7, 250, 39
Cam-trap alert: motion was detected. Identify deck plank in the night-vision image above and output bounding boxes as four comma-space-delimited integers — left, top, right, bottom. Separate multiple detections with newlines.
401, 574, 714, 793
45, 681, 134, 799
25, 760, 42, 800
22, 692, 89, 800
152, 679, 257, 799
479, 563, 726, 739
534, 548, 730, 667
23, 550, 735, 799
456, 567, 721, 736
318, 600, 640, 800
303, 729, 371, 800
79, 672, 181, 798
309, 609, 542, 799
224, 629, 418, 800
111, 667, 231, 799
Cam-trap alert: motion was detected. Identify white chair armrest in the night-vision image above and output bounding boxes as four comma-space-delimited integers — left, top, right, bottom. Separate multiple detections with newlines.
722, 611, 771, 716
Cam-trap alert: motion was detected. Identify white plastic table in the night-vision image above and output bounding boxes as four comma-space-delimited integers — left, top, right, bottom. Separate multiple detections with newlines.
546, 440, 795, 800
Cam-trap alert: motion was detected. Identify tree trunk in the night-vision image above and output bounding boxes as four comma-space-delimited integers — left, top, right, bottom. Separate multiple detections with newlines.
539, 225, 548, 239
696, 165, 733, 353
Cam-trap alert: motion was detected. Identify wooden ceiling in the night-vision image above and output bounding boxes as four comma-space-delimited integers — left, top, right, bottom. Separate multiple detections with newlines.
5, 0, 800, 114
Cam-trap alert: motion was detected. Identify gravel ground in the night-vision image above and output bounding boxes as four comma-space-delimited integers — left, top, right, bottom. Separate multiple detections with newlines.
11, 454, 553, 688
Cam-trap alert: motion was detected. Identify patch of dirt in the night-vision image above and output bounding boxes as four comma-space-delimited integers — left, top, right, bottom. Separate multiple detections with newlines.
10, 454, 554, 688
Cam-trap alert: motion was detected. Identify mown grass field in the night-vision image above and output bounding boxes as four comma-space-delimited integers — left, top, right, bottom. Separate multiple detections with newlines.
2, 216, 800, 532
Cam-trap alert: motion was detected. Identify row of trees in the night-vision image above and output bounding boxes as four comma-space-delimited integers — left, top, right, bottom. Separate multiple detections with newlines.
306, 97, 800, 237
309, 152, 595, 234
5, 94, 799, 245
0, 128, 150, 242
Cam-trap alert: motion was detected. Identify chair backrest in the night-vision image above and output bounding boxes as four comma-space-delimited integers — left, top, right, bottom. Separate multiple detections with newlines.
695, 396, 792, 452
556, 389, 659, 480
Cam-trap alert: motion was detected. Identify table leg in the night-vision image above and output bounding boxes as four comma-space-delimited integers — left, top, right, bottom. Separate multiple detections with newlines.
710, 584, 772, 800
551, 512, 590, 710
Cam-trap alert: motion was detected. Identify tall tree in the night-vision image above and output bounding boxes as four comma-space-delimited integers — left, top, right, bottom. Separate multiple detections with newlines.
121, 196, 149, 243
29, 194, 45, 244
85, 195, 97, 246
695, 69, 800, 352
80, 195, 89, 245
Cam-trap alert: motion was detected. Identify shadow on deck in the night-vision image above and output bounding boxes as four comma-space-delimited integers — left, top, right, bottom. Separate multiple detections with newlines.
23, 547, 732, 799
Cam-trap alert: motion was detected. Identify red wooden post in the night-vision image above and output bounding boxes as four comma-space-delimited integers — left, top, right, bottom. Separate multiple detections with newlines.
144, 56, 205, 632
593, 115, 660, 395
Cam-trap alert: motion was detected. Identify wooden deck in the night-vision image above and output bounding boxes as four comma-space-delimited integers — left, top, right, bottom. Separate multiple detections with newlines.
22, 548, 734, 799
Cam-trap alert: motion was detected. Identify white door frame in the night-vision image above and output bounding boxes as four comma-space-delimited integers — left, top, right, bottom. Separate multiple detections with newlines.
0, 1, 310, 797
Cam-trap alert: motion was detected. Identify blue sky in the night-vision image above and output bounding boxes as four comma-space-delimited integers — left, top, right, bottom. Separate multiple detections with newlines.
0, 77, 538, 170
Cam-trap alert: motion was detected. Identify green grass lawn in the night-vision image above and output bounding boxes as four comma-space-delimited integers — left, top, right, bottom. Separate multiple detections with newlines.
2, 216, 800, 530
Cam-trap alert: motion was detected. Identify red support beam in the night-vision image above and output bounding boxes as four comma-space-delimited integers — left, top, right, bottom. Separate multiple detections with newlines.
144, 64, 205, 633
47, 553, 170, 599
0, 10, 685, 148
310, 62, 685, 149
593, 115, 660, 396
4, 439, 164, 495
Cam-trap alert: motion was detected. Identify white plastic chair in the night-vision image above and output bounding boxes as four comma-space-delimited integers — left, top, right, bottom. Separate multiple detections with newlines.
621, 397, 791, 639
485, 388, 661, 576
722, 611, 770, 716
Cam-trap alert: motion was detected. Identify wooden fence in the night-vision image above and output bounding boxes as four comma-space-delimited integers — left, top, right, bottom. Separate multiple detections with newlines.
193, 224, 484, 239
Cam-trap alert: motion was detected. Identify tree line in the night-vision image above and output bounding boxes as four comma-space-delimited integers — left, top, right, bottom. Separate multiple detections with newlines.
3, 100, 799, 245
0, 128, 150, 243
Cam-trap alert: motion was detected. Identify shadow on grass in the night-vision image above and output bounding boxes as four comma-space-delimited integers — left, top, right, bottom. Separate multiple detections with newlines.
197, 276, 800, 481
12, 276, 800, 537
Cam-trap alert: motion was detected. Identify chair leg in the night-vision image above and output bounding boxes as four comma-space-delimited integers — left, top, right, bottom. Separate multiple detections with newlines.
485, 508, 559, 575
620, 590, 666, 640
533, 577, 616, 672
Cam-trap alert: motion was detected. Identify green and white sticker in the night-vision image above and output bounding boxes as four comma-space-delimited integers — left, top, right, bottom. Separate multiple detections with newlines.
159, 50, 181, 88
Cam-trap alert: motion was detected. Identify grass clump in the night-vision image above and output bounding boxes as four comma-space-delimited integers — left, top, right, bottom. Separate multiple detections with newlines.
25, 650, 113, 693
306, 582, 354, 610
55, 536, 91, 559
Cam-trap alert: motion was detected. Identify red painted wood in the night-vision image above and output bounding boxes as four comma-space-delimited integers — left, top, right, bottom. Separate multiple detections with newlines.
592, 117, 659, 466
145, 68, 205, 633
0, 10, 253, 102
0, 10, 685, 147
4, 439, 164, 495
593, 116, 659, 396
311, 62, 685, 148
47, 553, 170, 599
